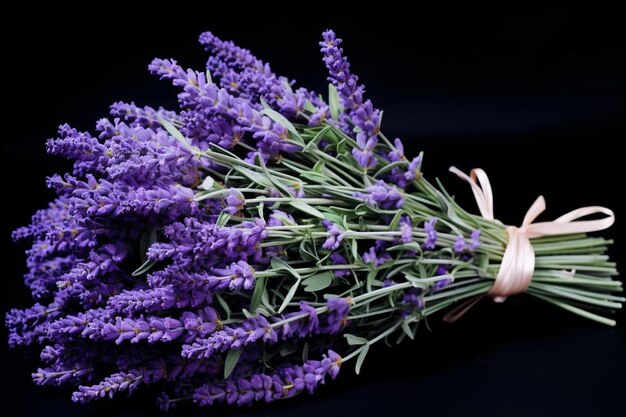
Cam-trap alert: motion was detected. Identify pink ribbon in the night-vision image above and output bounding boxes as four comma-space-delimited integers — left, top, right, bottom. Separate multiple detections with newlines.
442, 167, 615, 323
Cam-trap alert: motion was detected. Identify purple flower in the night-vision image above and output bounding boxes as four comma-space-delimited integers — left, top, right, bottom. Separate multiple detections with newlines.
423, 218, 438, 250
72, 365, 165, 403
106, 286, 178, 315
404, 156, 422, 182
267, 210, 294, 227
325, 297, 351, 334
320, 30, 384, 169
321, 220, 345, 251
399, 215, 413, 243
182, 316, 276, 359
352, 147, 379, 170
191, 350, 340, 407
402, 289, 424, 317
454, 230, 481, 253
435, 265, 449, 276
224, 189, 245, 215
362, 246, 392, 266
353, 180, 404, 210
433, 278, 453, 292
329, 253, 350, 277
453, 235, 467, 253
211, 261, 256, 291
469, 230, 481, 251
387, 138, 405, 162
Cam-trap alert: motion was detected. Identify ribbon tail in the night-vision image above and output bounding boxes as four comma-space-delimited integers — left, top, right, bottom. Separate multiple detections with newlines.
442, 295, 485, 323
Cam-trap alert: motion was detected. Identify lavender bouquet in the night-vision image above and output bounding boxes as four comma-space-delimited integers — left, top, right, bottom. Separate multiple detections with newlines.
7, 30, 620, 410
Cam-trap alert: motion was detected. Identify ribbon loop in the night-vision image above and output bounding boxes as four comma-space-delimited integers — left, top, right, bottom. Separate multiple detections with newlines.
443, 167, 615, 322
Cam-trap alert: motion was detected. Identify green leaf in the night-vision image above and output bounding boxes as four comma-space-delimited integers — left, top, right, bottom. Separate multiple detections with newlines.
261, 288, 276, 314
328, 84, 342, 120
303, 271, 334, 292
322, 212, 344, 225
280, 344, 298, 357
354, 204, 371, 216
372, 160, 406, 178
278, 278, 301, 314
139, 230, 157, 263
312, 159, 325, 173
257, 202, 265, 220
303, 100, 317, 113
132, 259, 157, 277
300, 171, 331, 183
233, 166, 273, 188
289, 200, 325, 219
299, 235, 319, 261
259, 96, 272, 110
336, 138, 348, 154
260, 108, 302, 141
250, 276, 267, 313
344, 334, 368, 346
158, 115, 197, 153
389, 210, 404, 230
215, 293, 231, 320
199, 176, 215, 191
217, 212, 231, 227
257, 155, 293, 196
304, 126, 331, 152
401, 321, 415, 340
241, 309, 255, 319
302, 341, 309, 362
351, 239, 360, 263
355, 345, 370, 375
224, 348, 243, 379
366, 269, 378, 292
387, 242, 422, 252
358, 216, 368, 231
270, 257, 302, 279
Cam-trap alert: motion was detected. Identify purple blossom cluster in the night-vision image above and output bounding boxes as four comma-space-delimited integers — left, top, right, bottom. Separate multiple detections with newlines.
6, 29, 483, 411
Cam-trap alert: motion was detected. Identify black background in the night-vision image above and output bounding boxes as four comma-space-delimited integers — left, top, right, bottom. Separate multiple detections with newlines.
1, 3, 624, 416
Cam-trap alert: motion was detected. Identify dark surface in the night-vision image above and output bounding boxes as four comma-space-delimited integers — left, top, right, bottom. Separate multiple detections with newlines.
1, 4, 624, 416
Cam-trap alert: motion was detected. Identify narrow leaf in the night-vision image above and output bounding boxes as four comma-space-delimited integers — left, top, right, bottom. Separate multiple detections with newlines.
389, 210, 404, 230
132, 259, 157, 277
217, 212, 231, 227
328, 84, 342, 120
199, 176, 215, 191
304, 126, 331, 152
312, 159, 325, 173
322, 212, 344, 225
355, 345, 370, 375
158, 116, 197, 153
344, 334, 368, 345
270, 257, 302, 279
232, 166, 273, 188
224, 348, 243, 379
401, 321, 415, 340
387, 242, 422, 252
303, 271, 334, 292
278, 278, 301, 314
257, 155, 293, 196
289, 200, 325, 219
139, 230, 157, 263
250, 276, 267, 313
366, 269, 378, 292
215, 293, 231, 320
260, 108, 302, 141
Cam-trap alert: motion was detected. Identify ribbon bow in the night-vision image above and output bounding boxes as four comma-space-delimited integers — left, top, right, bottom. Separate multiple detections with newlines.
442, 166, 615, 323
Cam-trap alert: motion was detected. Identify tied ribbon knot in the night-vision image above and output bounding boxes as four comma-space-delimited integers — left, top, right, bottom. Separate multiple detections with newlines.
442, 166, 615, 323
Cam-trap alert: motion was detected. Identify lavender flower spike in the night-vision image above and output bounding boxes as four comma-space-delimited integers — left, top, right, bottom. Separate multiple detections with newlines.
6, 28, 618, 413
